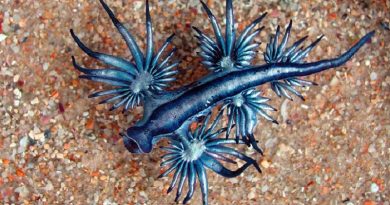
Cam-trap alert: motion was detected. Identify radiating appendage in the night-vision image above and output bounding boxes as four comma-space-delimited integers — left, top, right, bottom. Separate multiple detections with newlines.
222, 88, 277, 154
159, 111, 261, 205
194, 0, 272, 154
71, 0, 179, 112
265, 20, 323, 100
195, 0, 267, 72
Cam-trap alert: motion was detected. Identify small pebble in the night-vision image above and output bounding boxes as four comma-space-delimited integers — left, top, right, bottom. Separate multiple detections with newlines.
31, 132, 45, 142
43, 63, 49, 71
261, 159, 271, 169
370, 72, 377, 81
261, 185, 269, 193
56, 153, 64, 159
18, 136, 30, 153
301, 104, 309, 109
280, 99, 289, 122
370, 183, 379, 193
13, 74, 20, 82
368, 144, 376, 153
330, 76, 339, 87
103, 199, 118, 205
229, 178, 238, 184
30, 97, 39, 105
0, 34, 7, 42
247, 188, 256, 199
11, 44, 20, 53
45, 181, 54, 191
13, 88, 22, 99
15, 185, 29, 198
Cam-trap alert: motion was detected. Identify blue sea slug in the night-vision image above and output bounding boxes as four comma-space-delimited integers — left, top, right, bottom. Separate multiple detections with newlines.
70, 0, 374, 204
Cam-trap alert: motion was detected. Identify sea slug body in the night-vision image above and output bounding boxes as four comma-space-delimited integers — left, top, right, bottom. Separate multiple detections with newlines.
70, 0, 374, 204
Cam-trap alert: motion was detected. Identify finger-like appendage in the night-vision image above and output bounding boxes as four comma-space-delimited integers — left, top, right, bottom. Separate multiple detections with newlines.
225, 0, 235, 56
236, 12, 267, 48
99, 0, 144, 71
79, 75, 130, 87
206, 138, 246, 147
195, 161, 208, 205
158, 160, 181, 178
88, 88, 129, 98
175, 162, 188, 202
200, 0, 226, 55
72, 56, 135, 81
150, 34, 175, 71
276, 20, 292, 60
201, 153, 252, 178
98, 91, 130, 104
144, 0, 154, 69
292, 35, 324, 62
167, 161, 184, 193
183, 163, 196, 204
70, 30, 138, 75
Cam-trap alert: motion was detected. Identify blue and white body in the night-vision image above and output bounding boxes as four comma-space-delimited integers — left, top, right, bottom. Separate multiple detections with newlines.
70, 0, 374, 204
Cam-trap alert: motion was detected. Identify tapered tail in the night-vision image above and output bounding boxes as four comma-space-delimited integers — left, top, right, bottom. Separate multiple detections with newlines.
288, 31, 375, 76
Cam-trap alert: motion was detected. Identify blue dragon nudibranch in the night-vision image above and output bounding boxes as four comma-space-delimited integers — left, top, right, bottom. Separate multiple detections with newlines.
70, 0, 374, 204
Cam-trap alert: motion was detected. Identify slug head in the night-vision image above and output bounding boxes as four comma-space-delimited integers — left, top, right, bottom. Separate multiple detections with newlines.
123, 127, 153, 154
